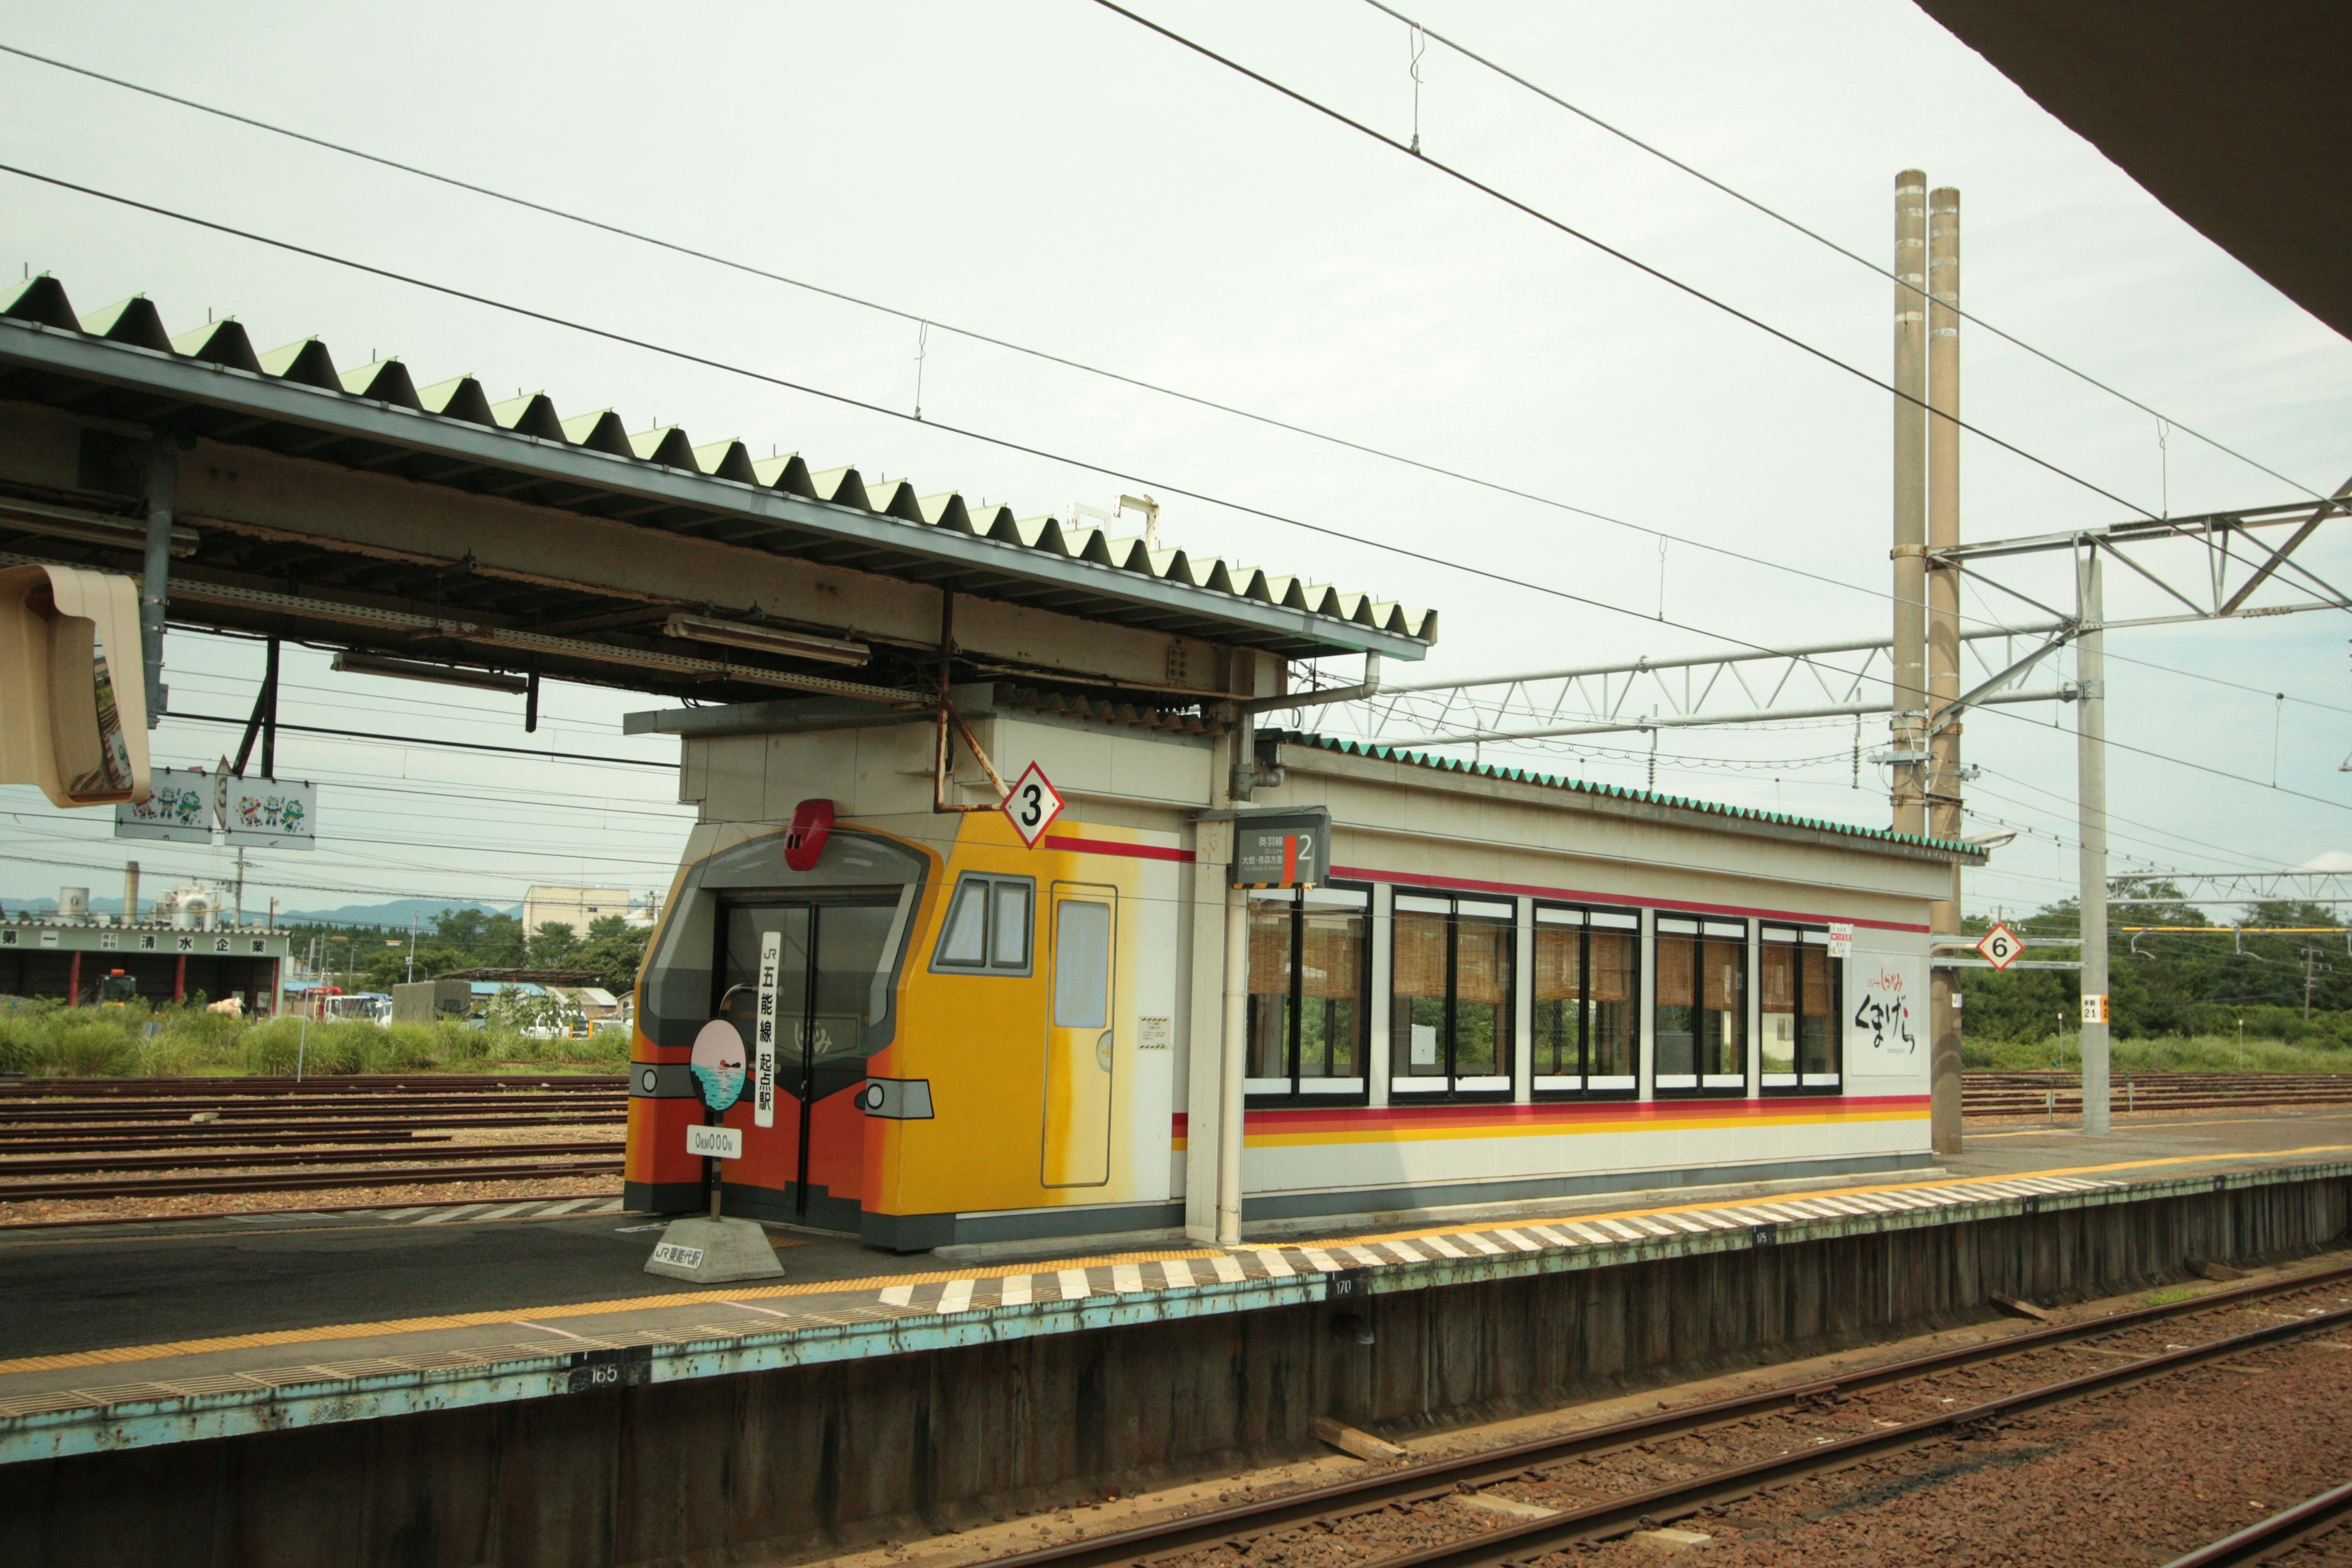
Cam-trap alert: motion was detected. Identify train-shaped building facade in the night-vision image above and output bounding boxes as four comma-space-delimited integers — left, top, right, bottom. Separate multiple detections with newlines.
624, 685, 1977, 1251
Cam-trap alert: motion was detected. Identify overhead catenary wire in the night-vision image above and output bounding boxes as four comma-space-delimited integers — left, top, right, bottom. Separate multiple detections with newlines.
1, 166, 2344, 829
1355, 0, 2334, 507
10, 36, 2326, 707
1085, 0, 2162, 522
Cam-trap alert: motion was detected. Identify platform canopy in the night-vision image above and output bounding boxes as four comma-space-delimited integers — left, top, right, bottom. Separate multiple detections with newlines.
0, 276, 1434, 711
1916, 0, 2352, 341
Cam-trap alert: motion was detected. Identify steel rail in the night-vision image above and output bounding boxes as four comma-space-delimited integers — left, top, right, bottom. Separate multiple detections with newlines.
0, 1115, 616, 1142
0, 1157, 623, 1201
0, 1096, 625, 1124
0, 1074, 626, 1096
2161, 1478, 2352, 1567
0, 1129, 456, 1155
1359, 1303, 2352, 1567
0, 1139, 621, 1177
981, 1262, 2352, 1568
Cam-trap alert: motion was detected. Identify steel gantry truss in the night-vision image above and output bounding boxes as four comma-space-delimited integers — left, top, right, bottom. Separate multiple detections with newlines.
1299, 481, 2351, 756
1938, 486, 2352, 631
1335, 622, 2074, 750
2111, 870, 2352, 905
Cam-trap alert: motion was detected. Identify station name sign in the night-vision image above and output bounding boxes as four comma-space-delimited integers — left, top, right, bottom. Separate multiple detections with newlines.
1233, 808, 1332, 889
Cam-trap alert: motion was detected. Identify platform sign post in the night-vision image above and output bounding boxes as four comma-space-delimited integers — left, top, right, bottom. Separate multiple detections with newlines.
687, 1019, 747, 1219
1975, 923, 2024, 971
1232, 809, 1332, 889
646, 1019, 782, 1284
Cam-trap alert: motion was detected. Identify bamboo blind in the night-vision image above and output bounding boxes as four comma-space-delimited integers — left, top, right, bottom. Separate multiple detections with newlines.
1656, 933, 1694, 1007
1300, 911, 1363, 1000
1392, 911, 1447, 998
1455, 918, 1510, 1006
1589, 930, 1633, 1005
1534, 925, 1580, 1002
1702, 939, 1741, 1011
1247, 905, 1291, 995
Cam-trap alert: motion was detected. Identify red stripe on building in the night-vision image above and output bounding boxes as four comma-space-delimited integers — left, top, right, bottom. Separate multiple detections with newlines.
1041, 835, 1196, 862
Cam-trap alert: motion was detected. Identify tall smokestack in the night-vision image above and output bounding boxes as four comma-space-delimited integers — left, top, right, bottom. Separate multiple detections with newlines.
123, 861, 141, 925
1891, 170, 1929, 837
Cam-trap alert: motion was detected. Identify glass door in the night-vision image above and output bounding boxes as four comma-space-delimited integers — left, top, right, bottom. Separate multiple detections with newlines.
717, 895, 903, 1219
1042, 884, 1116, 1187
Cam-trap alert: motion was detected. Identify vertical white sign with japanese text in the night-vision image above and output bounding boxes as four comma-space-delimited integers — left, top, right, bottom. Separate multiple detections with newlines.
753, 929, 781, 1128
1847, 953, 1925, 1072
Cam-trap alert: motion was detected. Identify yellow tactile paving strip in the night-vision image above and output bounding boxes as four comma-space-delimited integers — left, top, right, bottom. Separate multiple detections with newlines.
6, 1145, 2335, 1383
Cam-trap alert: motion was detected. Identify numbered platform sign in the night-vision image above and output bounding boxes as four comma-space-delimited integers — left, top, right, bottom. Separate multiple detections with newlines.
1002, 761, 1065, 848
1975, 923, 2025, 971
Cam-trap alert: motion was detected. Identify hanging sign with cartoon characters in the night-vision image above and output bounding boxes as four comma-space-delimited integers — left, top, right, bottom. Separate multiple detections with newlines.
1847, 954, 1925, 1072
113, 766, 215, 844
217, 774, 316, 851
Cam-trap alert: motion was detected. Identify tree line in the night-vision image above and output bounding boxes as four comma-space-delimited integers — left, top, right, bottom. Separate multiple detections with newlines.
285, 907, 651, 997
1963, 884, 2352, 1046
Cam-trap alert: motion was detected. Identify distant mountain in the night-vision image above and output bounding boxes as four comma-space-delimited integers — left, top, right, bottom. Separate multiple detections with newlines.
0, 893, 518, 929
276, 899, 520, 930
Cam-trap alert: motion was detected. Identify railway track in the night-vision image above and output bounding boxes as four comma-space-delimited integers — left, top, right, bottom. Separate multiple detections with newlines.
1965, 1070, 2352, 1120
0, 1093, 625, 1125
987, 1261, 2352, 1568
0, 1073, 625, 1098
0, 1074, 627, 1205
2166, 1479, 2352, 1566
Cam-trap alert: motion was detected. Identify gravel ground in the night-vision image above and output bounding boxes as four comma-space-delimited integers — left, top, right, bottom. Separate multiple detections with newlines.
0, 1171, 625, 1226
1555, 1330, 2352, 1566
807, 1256, 2352, 1568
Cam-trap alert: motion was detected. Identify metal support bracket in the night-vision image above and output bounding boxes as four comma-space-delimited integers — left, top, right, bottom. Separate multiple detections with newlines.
932, 590, 1009, 815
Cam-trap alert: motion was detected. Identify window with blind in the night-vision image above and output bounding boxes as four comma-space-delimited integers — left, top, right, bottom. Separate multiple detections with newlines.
1245, 885, 1370, 1099
1760, 924, 1842, 1092
1654, 916, 1747, 1095
1531, 904, 1640, 1096
1390, 893, 1515, 1097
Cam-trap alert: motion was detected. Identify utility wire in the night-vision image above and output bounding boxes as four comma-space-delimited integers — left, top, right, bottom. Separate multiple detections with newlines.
2, 36, 2264, 662
7, 162, 2346, 823
1357, 0, 2333, 506
4, 50, 2338, 720
0, 42, 1928, 620
163, 710, 674, 769
1086, 0, 2158, 521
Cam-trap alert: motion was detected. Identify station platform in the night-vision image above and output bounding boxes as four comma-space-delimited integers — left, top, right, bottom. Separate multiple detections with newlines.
4, 1107, 2350, 1468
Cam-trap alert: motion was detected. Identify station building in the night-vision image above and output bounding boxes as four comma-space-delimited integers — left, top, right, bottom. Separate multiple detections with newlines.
0, 268, 1977, 1251
624, 684, 1978, 1250
0, 910, 288, 1011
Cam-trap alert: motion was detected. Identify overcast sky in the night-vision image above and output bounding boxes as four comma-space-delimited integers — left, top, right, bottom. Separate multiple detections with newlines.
1, 1, 2345, 924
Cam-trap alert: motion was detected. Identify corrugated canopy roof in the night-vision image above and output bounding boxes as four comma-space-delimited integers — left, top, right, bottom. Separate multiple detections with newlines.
0, 275, 1435, 694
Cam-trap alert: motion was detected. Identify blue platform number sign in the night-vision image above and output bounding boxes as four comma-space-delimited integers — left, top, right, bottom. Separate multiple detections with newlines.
689, 1018, 748, 1113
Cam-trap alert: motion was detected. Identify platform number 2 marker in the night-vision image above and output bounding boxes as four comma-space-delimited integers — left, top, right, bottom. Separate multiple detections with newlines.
1003, 762, 1065, 848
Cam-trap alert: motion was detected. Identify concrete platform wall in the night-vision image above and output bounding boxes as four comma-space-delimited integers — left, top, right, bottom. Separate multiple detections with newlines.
6, 1175, 2342, 1568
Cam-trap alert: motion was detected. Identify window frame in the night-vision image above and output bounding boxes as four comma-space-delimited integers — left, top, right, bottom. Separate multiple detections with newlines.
1244, 880, 1372, 1106
926, 872, 1036, 977
1651, 914, 1749, 1099
1387, 888, 1518, 1103
1757, 922, 1844, 1095
1528, 901, 1642, 1101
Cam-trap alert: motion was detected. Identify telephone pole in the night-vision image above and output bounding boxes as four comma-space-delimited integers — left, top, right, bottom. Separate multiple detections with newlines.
2077, 548, 2111, 1133
1925, 184, 1964, 1155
